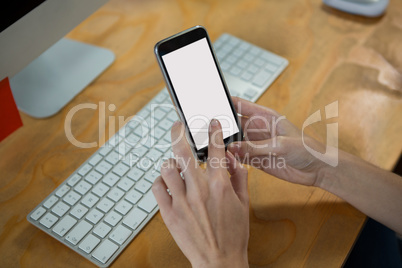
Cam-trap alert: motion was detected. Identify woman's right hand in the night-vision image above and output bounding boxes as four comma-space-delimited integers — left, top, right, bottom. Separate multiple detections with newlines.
227, 97, 329, 187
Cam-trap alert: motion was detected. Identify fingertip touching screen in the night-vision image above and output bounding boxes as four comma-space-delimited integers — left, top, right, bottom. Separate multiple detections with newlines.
162, 37, 239, 150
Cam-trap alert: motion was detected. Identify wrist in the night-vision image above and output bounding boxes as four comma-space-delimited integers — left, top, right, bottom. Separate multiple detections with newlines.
192, 253, 249, 268
313, 147, 342, 192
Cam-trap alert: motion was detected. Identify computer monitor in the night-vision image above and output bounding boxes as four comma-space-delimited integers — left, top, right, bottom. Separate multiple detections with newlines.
0, 0, 115, 118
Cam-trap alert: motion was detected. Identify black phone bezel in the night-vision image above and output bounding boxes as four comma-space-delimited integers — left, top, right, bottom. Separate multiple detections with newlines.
154, 25, 243, 161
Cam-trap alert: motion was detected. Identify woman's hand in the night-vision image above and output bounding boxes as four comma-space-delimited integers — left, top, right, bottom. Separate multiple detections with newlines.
152, 120, 249, 268
228, 97, 327, 187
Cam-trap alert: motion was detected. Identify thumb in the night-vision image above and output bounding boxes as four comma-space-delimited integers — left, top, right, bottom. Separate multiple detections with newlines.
227, 137, 288, 159
226, 151, 248, 205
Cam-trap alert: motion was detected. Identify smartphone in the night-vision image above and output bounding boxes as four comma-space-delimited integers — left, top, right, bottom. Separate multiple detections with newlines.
154, 25, 243, 161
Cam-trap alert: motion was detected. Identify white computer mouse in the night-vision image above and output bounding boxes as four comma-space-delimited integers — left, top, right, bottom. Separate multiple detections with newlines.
323, 0, 389, 17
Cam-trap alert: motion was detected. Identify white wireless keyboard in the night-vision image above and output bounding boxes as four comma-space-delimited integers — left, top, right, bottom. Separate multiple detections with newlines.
27, 33, 288, 267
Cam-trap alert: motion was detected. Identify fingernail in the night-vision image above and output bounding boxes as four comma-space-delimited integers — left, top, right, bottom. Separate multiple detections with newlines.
211, 119, 219, 126
228, 142, 240, 152
226, 150, 234, 158
173, 121, 181, 127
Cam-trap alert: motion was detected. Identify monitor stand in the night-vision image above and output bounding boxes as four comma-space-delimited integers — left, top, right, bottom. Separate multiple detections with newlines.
10, 38, 115, 118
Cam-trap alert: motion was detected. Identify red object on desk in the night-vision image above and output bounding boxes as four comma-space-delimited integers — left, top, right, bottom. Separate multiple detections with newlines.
0, 77, 23, 142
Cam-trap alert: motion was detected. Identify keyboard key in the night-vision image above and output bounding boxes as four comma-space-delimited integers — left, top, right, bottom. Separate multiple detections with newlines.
97, 198, 114, 214
151, 126, 165, 140
146, 148, 163, 161
250, 46, 261, 55
79, 234, 100, 254
92, 239, 119, 264
254, 58, 266, 67
166, 111, 178, 122
70, 203, 88, 219
130, 147, 148, 158
109, 134, 123, 146
110, 225, 132, 245
63, 191, 81, 206
226, 54, 238, 64
99, 145, 113, 156
117, 177, 135, 191
85, 170, 103, 185
230, 66, 242, 76
236, 59, 248, 69
104, 211, 122, 227
233, 48, 246, 58
121, 153, 137, 168
92, 183, 110, 198
93, 222, 112, 238
39, 212, 58, 228
155, 140, 170, 153
125, 189, 142, 205
55, 185, 71, 198
135, 179, 152, 194
86, 209, 104, 224
248, 64, 259, 74
116, 142, 132, 156
163, 132, 171, 143
123, 207, 147, 230
89, 154, 103, 166
96, 161, 112, 175
240, 71, 253, 81
136, 157, 153, 172
138, 191, 158, 213
67, 174, 81, 187
52, 215, 77, 236
265, 62, 278, 72
244, 89, 258, 99
66, 220, 93, 245
228, 36, 240, 46
115, 200, 133, 215
252, 70, 272, 87
144, 171, 160, 184
75, 181, 91, 195
78, 164, 92, 176
107, 187, 125, 202
51, 201, 70, 217
153, 109, 166, 121
133, 124, 149, 138
106, 151, 121, 165
127, 167, 145, 182
30, 207, 46, 221
103, 173, 119, 187
158, 119, 172, 131
220, 61, 231, 71
239, 41, 250, 50
125, 133, 141, 145
137, 108, 150, 119
243, 53, 255, 62
43, 195, 58, 209
112, 163, 129, 177
81, 193, 99, 208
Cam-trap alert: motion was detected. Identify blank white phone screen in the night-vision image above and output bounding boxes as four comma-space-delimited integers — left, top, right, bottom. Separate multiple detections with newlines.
162, 37, 239, 150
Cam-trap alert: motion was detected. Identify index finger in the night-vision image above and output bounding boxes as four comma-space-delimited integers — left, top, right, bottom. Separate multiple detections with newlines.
170, 121, 198, 181
207, 119, 226, 170
232, 96, 279, 118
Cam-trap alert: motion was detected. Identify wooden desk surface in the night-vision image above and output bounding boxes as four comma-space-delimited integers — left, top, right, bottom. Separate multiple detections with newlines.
1, 0, 401, 267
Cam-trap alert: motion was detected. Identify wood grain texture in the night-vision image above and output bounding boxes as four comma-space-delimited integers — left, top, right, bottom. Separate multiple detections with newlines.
1, 0, 401, 267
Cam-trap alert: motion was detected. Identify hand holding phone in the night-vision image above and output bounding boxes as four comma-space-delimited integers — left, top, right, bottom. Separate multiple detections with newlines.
154, 26, 243, 161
